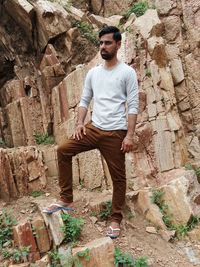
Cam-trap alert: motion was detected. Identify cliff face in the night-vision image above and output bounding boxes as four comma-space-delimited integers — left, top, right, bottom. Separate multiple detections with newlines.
0, 0, 200, 200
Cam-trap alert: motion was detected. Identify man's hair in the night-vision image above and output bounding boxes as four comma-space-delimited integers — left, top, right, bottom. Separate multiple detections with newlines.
99, 26, 122, 42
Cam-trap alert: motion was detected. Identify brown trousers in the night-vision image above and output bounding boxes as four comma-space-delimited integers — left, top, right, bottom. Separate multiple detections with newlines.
57, 122, 127, 224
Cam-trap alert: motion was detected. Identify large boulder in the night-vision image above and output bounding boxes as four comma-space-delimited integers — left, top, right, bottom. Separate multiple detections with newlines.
33, 0, 71, 50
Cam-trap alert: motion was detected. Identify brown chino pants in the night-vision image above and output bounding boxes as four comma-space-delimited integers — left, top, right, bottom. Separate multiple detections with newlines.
57, 122, 127, 224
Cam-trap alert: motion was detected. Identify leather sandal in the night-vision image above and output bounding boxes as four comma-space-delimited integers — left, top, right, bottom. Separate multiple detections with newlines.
106, 226, 120, 239
42, 203, 74, 215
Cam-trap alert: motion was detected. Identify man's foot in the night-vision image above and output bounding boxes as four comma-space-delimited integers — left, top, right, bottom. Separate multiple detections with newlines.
106, 222, 120, 239
42, 201, 75, 215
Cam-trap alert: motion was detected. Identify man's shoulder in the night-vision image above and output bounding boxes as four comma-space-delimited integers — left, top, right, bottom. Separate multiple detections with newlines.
120, 62, 136, 73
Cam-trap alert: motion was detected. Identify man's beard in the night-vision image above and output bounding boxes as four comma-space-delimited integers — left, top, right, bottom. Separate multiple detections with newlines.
100, 51, 115, 60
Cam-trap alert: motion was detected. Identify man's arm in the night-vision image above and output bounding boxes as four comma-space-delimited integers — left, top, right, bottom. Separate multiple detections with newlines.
121, 114, 137, 153
73, 107, 88, 140
73, 70, 93, 140
121, 69, 139, 153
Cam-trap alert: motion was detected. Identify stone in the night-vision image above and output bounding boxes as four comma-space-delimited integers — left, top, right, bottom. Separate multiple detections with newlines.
170, 59, 185, 85
163, 16, 181, 42
159, 229, 176, 242
58, 245, 72, 267
146, 226, 157, 234
41, 145, 58, 178
13, 220, 40, 262
33, 0, 71, 50
78, 149, 104, 190
89, 194, 112, 215
133, 9, 162, 39
188, 226, 200, 241
36, 198, 65, 246
89, 14, 123, 28
155, 0, 173, 15
72, 237, 115, 267
137, 190, 166, 230
147, 37, 167, 67
32, 217, 51, 253
153, 116, 174, 172
186, 136, 200, 161
3, 0, 34, 43
166, 44, 180, 61
0, 149, 18, 201
90, 0, 132, 17
34, 255, 50, 267
62, 65, 87, 108
174, 81, 188, 102
161, 169, 200, 224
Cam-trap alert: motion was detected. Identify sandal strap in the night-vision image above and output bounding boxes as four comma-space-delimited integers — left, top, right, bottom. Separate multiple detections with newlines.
108, 226, 120, 232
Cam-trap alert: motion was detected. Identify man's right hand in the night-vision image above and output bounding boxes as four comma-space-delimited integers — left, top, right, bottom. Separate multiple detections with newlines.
73, 124, 86, 140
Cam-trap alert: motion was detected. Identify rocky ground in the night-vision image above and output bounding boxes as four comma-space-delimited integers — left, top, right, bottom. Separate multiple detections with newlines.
1, 178, 200, 267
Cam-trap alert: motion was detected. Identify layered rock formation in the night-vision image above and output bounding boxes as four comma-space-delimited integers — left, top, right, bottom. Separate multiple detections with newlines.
0, 0, 200, 202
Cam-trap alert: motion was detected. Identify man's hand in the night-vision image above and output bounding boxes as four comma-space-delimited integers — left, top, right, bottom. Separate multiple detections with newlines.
121, 136, 133, 153
73, 124, 86, 140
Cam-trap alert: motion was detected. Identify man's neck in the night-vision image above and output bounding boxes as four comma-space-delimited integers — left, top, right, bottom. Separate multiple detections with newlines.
104, 57, 119, 69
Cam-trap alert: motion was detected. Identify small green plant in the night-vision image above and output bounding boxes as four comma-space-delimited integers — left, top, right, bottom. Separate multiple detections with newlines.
2, 246, 30, 263
34, 133, 54, 145
185, 162, 200, 180
145, 69, 151, 77
74, 21, 99, 46
124, 1, 149, 19
99, 200, 112, 220
48, 249, 62, 267
151, 189, 200, 239
0, 210, 17, 248
114, 247, 134, 266
30, 191, 44, 198
135, 256, 148, 267
61, 214, 84, 243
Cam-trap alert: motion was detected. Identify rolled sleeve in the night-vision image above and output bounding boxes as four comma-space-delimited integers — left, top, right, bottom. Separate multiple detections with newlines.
126, 69, 139, 114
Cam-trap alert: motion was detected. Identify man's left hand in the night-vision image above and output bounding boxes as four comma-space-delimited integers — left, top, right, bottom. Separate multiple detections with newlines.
121, 137, 133, 153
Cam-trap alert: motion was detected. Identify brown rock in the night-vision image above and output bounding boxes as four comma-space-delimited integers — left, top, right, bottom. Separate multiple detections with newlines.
161, 169, 200, 224
133, 9, 162, 39
32, 217, 51, 253
72, 237, 115, 267
13, 220, 40, 262
78, 149, 104, 190
41, 145, 58, 178
170, 59, 185, 85
3, 0, 34, 43
33, 0, 71, 50
34, 255, 50, 267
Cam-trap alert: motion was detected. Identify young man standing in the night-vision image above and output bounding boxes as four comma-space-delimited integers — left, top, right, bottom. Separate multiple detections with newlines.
43, 26, 139, 239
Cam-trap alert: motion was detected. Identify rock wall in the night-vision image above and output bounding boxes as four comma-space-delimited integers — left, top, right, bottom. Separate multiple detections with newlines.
0, 0, 200, 200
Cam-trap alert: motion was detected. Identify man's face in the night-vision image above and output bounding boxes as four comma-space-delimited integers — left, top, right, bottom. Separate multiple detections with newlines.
99, 33, 121, 61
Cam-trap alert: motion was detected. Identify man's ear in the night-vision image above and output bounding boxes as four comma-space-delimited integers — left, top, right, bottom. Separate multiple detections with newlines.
117, 41, 121, 49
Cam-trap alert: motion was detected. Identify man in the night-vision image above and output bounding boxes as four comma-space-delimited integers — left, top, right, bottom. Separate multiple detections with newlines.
43, 26, 139, 239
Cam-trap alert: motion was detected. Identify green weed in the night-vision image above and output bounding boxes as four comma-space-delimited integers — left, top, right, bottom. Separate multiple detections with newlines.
115, 247, 148, 266
114, 247, 134, 266
99, 200, 112, 220
30, 191, 44, 198
135, 256, 148, 267
145, 69, 151, 77
34, 133, 54, 145
0, 210, 17, 248
61, 214, 84, 243
124, 2, 149, 19
151, 189, 200, 239
185, 163, 200, 181
48, 249, 61, 267
74, 21, 99, 46
2, 246, 30, 263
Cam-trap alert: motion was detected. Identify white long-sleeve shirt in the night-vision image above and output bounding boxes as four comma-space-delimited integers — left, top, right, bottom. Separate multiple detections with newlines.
79, 62, 139, 130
